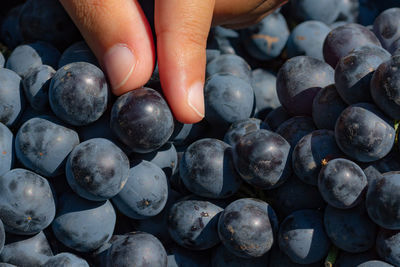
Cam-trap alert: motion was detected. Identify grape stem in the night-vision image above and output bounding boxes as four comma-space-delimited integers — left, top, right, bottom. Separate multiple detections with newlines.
324, 245, 339, 267
395, 120, 400, 149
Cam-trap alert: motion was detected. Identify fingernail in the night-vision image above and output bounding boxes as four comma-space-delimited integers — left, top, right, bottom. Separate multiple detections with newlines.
187, 81, 205, 119
102, 44, 136, 91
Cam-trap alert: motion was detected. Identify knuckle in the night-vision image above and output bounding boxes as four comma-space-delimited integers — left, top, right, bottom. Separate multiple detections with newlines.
158, 18, 209, 49
181, 20, 209, 47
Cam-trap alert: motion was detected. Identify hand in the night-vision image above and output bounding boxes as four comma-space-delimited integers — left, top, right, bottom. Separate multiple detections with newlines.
60, 0, 287, 123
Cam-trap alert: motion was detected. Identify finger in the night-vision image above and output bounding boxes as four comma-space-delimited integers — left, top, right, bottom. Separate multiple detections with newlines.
60, 0, 155, 95
155, 0, 215, 123
213, 0, 287, 26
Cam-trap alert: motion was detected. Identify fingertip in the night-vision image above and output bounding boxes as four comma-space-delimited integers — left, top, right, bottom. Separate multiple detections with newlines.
102, 42, 154, 96
169, 81, 205, 124
187, 81, 205, 120
60, 0, 155, 96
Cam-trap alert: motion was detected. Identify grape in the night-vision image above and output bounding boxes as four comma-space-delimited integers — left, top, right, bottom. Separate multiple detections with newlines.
366, 171, 400, 230
233, 129, 291, 189
373, 8, 400, 49
312, 84, 347, 130
371, 56, 400, 119
276, 56, 334, 116
323, 23, 381, 68
278, 210, 330, 264
218, 198, 277, 258
335, 103, 395, 162
318, 158, 367, 209
335, 45, 390, 105
324, 204, 377, 252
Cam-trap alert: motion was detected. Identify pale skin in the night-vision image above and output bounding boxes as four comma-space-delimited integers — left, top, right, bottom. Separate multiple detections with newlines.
60, 0, 287, 124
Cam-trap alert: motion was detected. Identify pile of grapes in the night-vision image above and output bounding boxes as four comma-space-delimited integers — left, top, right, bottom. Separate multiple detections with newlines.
0, 0, 400, 266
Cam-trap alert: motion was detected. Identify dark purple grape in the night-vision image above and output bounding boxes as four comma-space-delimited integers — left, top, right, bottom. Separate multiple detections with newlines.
335, 103, 395, 162
371, 56, 400, 119
49, 62, 109, 126
52, 193, 116, 252
0, 232, 53, 266
323, 23, 381, 68
366, 171, 400, 230
277, 56, 334, 116
292, 130, 342, 185
110, 87, 174, 153
335, 45, 390, 104
278, 210, 330, 264
287, 20, 331, 60
66, 138, 130, 201
241, 12, 289, 61
180, 138, 241, 199
15, 117, 80, 177
112, 160, 168, 219
204, 73, 254, 127
0, 68, 25, 127
0, 169, 56, 235
373, 8, 400, 50
168, 200, 223, 250
218, 198, 277, 258
101, 232, 167, 267
312, 84, 347, 130
233, 129, 291, 189
324, 204, 377, 252
318, 158, 367, 209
